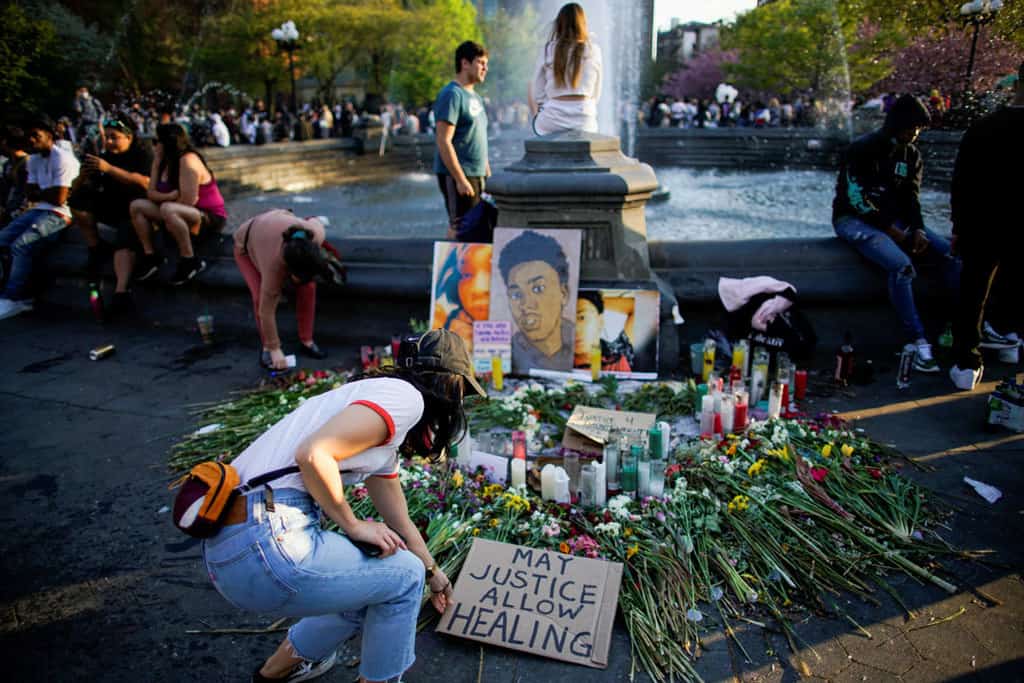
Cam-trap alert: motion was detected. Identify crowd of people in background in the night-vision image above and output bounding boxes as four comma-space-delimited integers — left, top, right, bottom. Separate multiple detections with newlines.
637, 87, 962, 130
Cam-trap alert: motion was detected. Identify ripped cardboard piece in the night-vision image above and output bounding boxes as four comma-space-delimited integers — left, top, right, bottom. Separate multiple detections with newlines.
436, 538, 623, 668
562, 405, 656, 458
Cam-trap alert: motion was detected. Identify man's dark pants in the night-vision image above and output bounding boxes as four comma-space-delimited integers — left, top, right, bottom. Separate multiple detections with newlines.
436, 174, 483, 239
953, 241, 1019, 371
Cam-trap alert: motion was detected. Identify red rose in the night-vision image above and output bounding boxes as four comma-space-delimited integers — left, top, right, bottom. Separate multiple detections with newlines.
810, 466, 828, 482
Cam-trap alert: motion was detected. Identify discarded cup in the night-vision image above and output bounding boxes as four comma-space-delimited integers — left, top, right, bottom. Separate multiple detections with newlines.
197, 314, 215, 344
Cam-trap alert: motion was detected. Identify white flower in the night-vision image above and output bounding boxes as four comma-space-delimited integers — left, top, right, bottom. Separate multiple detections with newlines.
594, 521, 622, 535
471, 512, 483, 522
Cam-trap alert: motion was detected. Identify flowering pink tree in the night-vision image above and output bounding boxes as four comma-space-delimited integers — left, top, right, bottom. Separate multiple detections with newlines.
873, 24, 1022, 96
662, 49, 738, 101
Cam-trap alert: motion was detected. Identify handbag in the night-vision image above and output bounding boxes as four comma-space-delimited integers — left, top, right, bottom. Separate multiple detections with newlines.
171, 462, 299, 538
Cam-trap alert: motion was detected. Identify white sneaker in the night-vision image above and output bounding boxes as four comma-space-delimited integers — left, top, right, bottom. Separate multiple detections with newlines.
0, 298, 33, 320
980, 322, 1017, 350
949, 365, 983, 391
913, 341, 940, 373
253, 652, 337, 683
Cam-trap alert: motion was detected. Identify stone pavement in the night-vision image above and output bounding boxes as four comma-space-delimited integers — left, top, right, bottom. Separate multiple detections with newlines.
0, 302, 1021, 682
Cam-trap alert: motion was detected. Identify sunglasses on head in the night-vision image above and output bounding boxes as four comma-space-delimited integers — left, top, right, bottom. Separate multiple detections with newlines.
104, 119, 131, 133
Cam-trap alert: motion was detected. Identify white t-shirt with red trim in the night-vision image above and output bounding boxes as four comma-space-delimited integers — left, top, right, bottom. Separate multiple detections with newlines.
231, 377, 424, 493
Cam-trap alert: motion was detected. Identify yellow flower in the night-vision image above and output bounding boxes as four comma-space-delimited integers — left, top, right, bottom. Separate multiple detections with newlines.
840, 443, 854, 458
472, 528, 480, 536
559, 541, 571, 554
489, 518, 500, 528
727, 495, 750, 513
626, 543, 639, 559
623, 527, 633, 538
747, 459, 766, 477
726, 443, 738, 456
501, 493, 531, 514
821, 443, 833, 458
451, 470, 464, 488
482, 483, 504, 498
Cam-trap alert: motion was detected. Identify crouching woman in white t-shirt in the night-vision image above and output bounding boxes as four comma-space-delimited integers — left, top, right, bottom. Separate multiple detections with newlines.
201, 329, 486, 683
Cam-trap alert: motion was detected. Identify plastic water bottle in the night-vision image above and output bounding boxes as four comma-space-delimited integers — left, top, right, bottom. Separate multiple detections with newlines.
897, 343, 915, 389
88, 282, 105, 323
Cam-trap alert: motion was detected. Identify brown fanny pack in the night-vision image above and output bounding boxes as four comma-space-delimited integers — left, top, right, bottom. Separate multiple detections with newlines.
171, 462, 299, 538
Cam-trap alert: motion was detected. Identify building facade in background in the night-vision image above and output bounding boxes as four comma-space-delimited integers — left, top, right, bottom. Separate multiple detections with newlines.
656, 19, 720, 65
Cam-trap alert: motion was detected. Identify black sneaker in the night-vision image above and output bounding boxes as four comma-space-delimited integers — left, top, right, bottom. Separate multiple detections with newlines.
134, 253, 164, 282
298, 341, 328, 360
111, 291, 136, 318
980, 322, 1018, 350
169, 257, 206, 286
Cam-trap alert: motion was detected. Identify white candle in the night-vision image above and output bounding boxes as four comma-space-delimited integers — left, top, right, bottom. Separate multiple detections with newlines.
637, 461, 650, 498
541, 464, 557, 501
510, 458, 526, 488
554, 467, 571, 503
721, 395, 735, 434
593, 462, 607, 507
701, 394, 715, 414
658, 421, 671, 460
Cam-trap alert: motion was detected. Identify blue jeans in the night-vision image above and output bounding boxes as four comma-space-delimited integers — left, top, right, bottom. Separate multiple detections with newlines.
834, 215, 960, 341
0, 209, 68, 300
201, 489, 423, 682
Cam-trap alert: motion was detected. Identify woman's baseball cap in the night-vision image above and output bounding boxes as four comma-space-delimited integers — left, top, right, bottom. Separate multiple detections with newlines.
411, 329, 487, 397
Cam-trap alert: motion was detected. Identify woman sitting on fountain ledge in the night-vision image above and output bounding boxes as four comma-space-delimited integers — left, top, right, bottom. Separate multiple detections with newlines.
129, 123, 226, 285
528, 2, 602, 136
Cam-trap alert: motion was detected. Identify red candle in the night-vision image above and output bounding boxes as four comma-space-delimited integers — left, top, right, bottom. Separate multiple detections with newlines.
733, 401, 748, 431
795, 370, 807, 400
713, 412, 722, 436
780, 382, 789, 409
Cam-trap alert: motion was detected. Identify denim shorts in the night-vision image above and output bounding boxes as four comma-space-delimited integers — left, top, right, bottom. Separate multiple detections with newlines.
201, 488, 424, 681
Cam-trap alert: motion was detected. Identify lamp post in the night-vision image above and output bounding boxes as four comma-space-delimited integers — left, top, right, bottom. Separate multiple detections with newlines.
271, 20, 300, 114
959, 0, 1003, 93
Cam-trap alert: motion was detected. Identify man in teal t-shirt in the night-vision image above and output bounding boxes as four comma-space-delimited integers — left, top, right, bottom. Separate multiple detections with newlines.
433, 40, 490, 240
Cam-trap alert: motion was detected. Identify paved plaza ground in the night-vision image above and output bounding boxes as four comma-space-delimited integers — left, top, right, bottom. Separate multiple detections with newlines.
1, 303, 1021, 682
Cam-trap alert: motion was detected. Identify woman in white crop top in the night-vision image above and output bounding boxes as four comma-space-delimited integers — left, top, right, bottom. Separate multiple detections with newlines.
201, 329, 486, 683
529, 3, 602, 136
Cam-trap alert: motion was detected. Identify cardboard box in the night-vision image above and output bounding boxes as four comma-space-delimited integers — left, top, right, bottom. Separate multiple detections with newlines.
437, 538, 623, 668
562, 405, 656, 458
986, 390, 1024, 432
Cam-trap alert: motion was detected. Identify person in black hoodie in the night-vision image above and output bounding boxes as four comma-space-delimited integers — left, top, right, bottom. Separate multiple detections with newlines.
832, 93, 959, 373
949, 63, 1024, 391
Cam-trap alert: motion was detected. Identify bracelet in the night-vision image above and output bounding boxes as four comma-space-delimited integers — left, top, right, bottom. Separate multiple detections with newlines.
430, 580, 451, 595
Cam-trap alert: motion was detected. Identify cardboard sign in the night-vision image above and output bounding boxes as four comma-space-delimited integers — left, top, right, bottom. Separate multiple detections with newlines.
473, 321, 512, 375
437, 538, 623, 668
562, 405, 656, 458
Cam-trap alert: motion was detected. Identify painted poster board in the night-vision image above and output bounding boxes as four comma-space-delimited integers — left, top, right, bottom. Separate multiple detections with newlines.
489, 228, 582, 375
574, 288, 660, 378
436, 538, 623, 668
472, 320, 512, 375
430, 242, 492, 354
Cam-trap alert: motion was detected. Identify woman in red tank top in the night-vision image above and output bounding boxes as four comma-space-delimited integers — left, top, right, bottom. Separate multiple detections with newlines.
129, 123, 227, 285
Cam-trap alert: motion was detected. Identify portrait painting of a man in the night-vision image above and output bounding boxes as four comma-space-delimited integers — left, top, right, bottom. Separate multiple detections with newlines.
489, 228, 582, 374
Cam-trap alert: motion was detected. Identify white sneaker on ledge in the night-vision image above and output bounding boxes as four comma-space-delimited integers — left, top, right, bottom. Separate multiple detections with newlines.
980, 322, 1017, 350
949, 365, 983, 391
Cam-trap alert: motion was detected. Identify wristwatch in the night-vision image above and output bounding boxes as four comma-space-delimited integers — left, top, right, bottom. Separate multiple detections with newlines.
425, 562, 437, 579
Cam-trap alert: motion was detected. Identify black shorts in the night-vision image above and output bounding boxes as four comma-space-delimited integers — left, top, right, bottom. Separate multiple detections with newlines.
69, 188, 141, 250
198, 210, 226, 238
436, 174, 484, 234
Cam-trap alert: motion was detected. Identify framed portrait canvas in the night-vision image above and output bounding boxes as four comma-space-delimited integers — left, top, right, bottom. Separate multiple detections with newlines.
574, 288, 660, 378
489, 228, 583, 374
430, 242, 492, 353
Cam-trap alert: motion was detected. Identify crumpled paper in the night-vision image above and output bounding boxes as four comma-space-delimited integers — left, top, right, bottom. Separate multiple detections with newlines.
963, 477, 1002, 504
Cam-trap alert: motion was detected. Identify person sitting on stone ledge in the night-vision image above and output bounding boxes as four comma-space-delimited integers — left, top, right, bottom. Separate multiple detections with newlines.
234, 209, 332, 370
529, 2, 602, 136
0, 115, 80, 320
69, 114, 152, 315
128, 123, 226, 286
832, 94, 959, 373
0, 126, 30, 228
